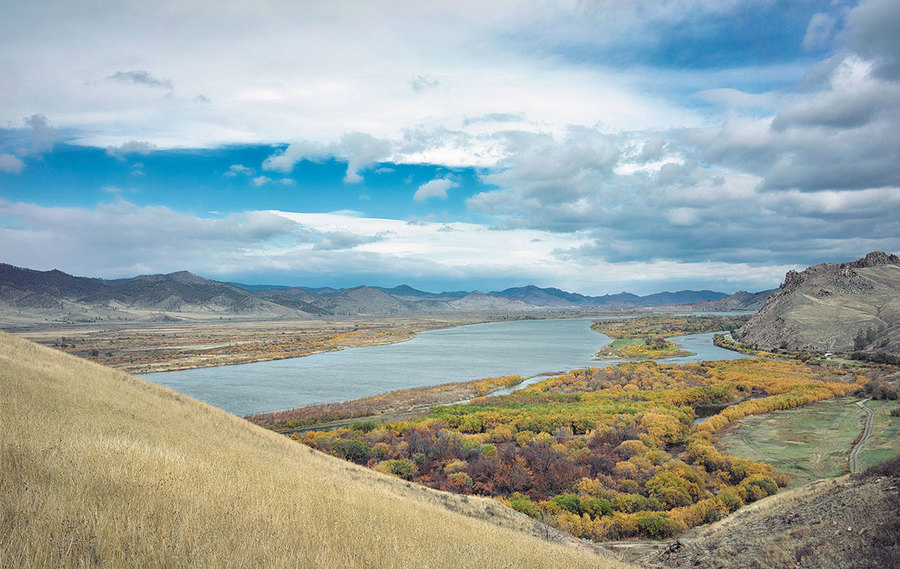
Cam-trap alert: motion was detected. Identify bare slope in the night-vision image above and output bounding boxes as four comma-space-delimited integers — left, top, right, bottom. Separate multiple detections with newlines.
738, 252, 900, 354
0, 332, 628, 569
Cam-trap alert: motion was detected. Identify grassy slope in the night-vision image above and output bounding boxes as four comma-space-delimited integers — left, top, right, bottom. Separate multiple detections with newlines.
0, 332, 629, 569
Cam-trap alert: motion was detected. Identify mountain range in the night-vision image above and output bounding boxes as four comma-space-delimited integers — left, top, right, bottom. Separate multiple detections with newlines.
0, 262, 740, 326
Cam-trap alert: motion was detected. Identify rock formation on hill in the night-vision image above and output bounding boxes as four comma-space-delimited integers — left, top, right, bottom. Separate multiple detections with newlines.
737, 252, 900, 355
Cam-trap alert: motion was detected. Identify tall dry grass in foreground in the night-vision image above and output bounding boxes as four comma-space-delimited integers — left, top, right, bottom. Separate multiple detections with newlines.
0, 332, 628, 568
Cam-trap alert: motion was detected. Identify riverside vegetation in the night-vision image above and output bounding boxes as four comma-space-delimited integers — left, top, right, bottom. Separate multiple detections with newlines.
0, 331, 629, 569
296, 356, 864, 542
592, 315, 750, 359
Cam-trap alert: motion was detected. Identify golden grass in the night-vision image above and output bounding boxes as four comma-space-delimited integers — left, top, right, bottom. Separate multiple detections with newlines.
0, 332, 630, 568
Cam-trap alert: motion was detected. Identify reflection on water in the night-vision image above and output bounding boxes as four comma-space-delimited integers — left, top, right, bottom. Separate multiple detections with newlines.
143, 319, 749, 416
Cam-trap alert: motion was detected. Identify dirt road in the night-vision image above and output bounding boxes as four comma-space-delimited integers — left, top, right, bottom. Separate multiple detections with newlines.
849, 399, 875, 473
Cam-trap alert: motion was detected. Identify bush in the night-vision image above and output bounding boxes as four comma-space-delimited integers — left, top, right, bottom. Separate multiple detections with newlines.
634, 511, 684, 539
581, 497, 613, 519
348, 420, 379, 433
508, 492, 541, 519
331, 439, 371, 464
551, 494, 582, 515
715, 487, 744, 512
375, 459, 418, 480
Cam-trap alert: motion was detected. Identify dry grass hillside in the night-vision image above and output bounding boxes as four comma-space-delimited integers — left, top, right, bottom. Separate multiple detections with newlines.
644, 459, 900, 569
739, 252, 900, 355
0, 331, 630, 569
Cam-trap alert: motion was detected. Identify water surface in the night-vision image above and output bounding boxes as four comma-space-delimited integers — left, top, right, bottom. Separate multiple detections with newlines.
144, 319, 748, 416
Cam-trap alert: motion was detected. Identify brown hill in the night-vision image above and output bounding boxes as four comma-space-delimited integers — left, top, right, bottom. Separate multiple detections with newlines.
737, 252, 900, 355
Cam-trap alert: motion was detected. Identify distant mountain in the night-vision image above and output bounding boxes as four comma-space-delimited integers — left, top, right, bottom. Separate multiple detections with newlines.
373, 285, 469, 300
489, 285, 591, 307
447, 292, 533, 311
0, 264, 303, 323
0, 262, 745, 327
633, 290, 725, 306
693, 289, 775, 312
490, 285, 725, 307
738, 252, 900, 355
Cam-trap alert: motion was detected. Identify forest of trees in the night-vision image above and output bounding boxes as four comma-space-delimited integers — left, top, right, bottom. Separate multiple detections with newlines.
297, 357, 861, 540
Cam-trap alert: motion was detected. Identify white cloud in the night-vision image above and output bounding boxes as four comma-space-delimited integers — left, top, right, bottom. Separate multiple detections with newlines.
106, 140, 158, 160
0, 2, 702, 155
224, 164, 254, 177
262, 133, 391, 183
252, 176, 272, 186
0, 153, 25, 173
0, 199, 800, 293
414, 177, 457, 201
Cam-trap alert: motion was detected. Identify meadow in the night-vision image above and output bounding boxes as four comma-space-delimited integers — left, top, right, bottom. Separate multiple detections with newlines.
719, 395, 900, 485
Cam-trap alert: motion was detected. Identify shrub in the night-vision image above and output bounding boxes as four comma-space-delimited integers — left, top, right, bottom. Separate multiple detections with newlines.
375, 459, 417, 480
634, 511, 684, 539
551, 494, 582, 515
715, 487, 744, 512
331, 439, 371, 464
508, 492, 541, 519
580, 497, 612, 519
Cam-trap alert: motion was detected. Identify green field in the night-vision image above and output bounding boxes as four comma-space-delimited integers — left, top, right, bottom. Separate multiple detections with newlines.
859, 399, 900, 470
718, 397, 900, 487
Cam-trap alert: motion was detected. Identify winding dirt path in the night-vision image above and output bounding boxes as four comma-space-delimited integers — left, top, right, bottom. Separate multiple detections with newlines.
849, 398, 875, 473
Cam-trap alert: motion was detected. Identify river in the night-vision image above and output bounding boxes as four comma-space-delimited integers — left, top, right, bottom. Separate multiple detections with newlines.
143, 318, 749, 416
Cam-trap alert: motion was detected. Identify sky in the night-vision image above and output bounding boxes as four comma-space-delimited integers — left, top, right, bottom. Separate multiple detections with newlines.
1, 0, 898, 295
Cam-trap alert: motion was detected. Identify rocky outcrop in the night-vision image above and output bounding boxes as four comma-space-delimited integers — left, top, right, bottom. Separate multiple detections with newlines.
738, 252, 900, 355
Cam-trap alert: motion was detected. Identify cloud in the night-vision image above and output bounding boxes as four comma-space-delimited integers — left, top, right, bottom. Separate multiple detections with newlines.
409, 74, 439, 93
21, 114, 59, 154
0, 153, 25, 173
803, 13, 835, 51
224, 164, 254, 177
262, 132, 392, 183
844, 0, 900, 80
102, 186, 137, 194
0, 114, 60, 172
106, 140, 158, 160
701, 56, 900, 193
252, 176, 272, 186
0, 200, 309, 277
107, 70, 173, 90
312, 231, 383, 251
414, 177, 458, 201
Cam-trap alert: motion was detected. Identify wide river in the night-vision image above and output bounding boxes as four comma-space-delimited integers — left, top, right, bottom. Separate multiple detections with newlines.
143, 318, 749, 416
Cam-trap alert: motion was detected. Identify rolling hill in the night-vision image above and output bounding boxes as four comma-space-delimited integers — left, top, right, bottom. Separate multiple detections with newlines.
0, 331, 627, 568
692, 289, 775, 312
0, 262, 738, 326
738, 252, 900, 355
